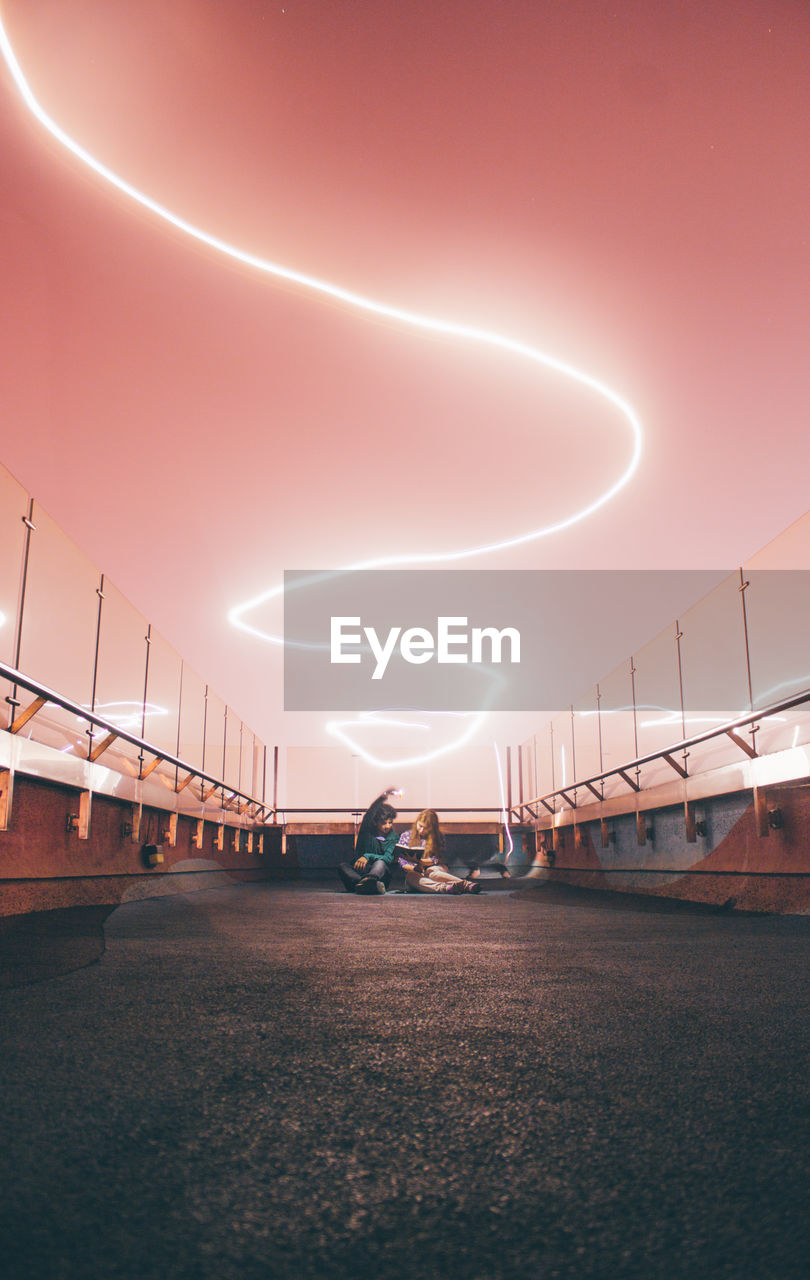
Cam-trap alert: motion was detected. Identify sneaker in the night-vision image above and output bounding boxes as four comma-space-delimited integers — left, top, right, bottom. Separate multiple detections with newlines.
356, 876, 386, 895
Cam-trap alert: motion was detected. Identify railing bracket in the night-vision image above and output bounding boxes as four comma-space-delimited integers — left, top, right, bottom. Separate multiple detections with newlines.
10, 695, 47, 735
89, 731, 118, 763
663, 752, 689, 779
726, 728, 758, 759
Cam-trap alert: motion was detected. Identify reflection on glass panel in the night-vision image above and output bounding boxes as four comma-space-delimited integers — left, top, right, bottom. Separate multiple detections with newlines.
240, 727, 253, 797
534, 724, 555, 803
243, 730, 264, 801
94, 583, 149, 724
143, 631, 182, 760
223, 709, 242, 791
14, 702, 86, 757
92, 582, 150, 776
633, 623, 685, 764
572, 687, 601, 786
684, 732, 753, 777
597, 661, 636, 796
678, 571, 749, 723
422, 746, 496, 817
254, 738, 267, 803
0, 469, 29, 730
17, 503, 98, 706
204, 691, 227, 783
98, 734, 145, 779
0, 467, 28, 674
178, 665, 207, 773
530, 733, 540, 803
519, 738, 535, 809
755, 704, 810, 757
744, 570, 810, 710
289, 746, 362, 817
550, 709, 574, 794
394, 762, 431, 821
0, 475, 267, 796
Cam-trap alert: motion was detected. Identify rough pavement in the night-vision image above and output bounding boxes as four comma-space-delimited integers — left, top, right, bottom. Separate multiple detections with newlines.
2, 880, 810, 1279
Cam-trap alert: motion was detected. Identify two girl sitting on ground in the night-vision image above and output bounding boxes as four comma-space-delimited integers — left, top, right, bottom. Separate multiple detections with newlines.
337, 793, 480, 895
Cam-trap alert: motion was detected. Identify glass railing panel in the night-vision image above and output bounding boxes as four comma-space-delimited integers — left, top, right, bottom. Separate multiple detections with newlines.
550, 709, 575, 804
677, 570, 751, 771
678, 570, 749, 719
596, 661, 637, 799
363, 759, 430, 823
744, 570, 810, 713
523, 734, 540, 807
142, 632, 183, 775
632, 622, 686, 787
0, 475, 268, 803
533, 723, 555, 807
204, 691, 227, 787
241, 726, 254, 799
288, 746, 366, 822
92, 581, 151, 776
751, 703, 810, 759
177, 666, 207, 775
518, 737, 535, 810
223, 708, 243, 793
0, 467, 29, 727
252, 738, 268, 806
16, 503, 100, 752
423, 745, 501, 819
94, 582, 149, 715
571, 687, 601, 791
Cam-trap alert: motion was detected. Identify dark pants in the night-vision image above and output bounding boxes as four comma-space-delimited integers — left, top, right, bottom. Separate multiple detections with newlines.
337, 858, 390, 892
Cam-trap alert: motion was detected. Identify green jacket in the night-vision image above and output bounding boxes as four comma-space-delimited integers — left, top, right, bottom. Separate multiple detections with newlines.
355, 830, 399, 868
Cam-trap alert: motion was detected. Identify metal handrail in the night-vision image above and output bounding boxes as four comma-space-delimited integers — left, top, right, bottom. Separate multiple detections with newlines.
277, 807, 506, 815
517, 686, 810, 823
0, 661, 271, 821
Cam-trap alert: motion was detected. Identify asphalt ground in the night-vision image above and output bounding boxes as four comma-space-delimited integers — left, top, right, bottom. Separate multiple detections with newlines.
2, 878, 810, 1279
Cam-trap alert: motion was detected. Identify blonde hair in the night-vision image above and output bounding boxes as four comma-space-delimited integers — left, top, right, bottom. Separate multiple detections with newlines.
408, 809, 444, 859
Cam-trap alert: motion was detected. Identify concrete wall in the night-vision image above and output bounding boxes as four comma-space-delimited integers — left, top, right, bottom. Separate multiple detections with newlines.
286, 830, 503, 879
527, 783, 810, 913
0, 772, 284, 919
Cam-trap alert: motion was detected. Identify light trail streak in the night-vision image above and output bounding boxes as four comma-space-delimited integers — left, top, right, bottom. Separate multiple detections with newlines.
82, 700, 168, 731
493, 742, 514, 858
326, 709, 487, 769
0, 10, 644, 771
0, 12, 642, 629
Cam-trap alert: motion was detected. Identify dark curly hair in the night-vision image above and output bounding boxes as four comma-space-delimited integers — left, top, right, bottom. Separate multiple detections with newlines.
357, 791, 398, 843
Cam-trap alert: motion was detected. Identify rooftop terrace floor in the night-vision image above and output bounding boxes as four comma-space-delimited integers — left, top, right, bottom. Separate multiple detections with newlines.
2, 878, 810, 1279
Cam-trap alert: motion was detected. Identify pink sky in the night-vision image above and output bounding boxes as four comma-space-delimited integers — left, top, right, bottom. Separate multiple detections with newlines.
1, 0, 810, 753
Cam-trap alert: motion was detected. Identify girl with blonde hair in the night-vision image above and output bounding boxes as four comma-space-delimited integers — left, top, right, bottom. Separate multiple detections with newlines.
397, 809, 480, 894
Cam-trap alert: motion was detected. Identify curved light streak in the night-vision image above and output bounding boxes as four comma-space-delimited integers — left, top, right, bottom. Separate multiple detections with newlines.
81, 700, 169, 731
0, 13, 642, 625
326, 710, 487, 769
493, 742, 514, 858
0, 10, 644, 773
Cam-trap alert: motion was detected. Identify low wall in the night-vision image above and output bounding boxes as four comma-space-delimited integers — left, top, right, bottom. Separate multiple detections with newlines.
286, 830, 505, 880
527, 784, 810, 913
0, 772, 285, 918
